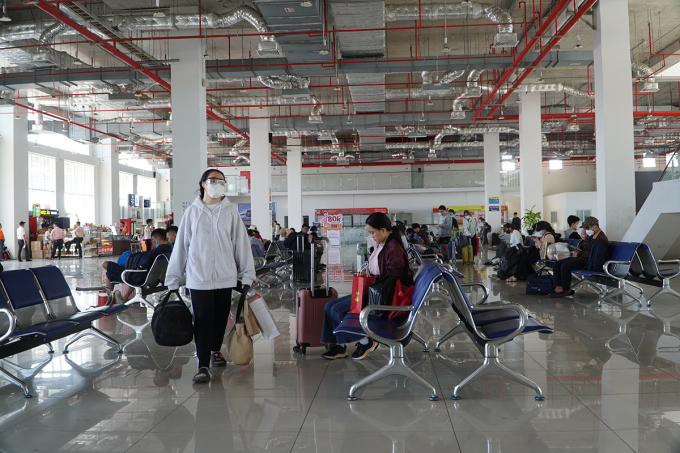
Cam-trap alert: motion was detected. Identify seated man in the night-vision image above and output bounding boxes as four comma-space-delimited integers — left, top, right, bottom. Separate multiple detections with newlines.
101, 228, 172, 297
411, 223, 425, 245
550, 217, 609, 297
420, 224, 433, 247
487, 223, 522, 266
166, 225, 178, 248
248, 229, 265, 254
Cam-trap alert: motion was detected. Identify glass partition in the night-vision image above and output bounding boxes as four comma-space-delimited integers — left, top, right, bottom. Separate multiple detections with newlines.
659, 148, 680, 182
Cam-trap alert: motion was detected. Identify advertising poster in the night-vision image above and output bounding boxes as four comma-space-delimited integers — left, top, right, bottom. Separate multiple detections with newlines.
237, 203, 277, 227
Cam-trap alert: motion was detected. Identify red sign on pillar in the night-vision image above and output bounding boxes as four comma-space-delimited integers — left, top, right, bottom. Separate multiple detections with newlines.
240, 171, 251, 192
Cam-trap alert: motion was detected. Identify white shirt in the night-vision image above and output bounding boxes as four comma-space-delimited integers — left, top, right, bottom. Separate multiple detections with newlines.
143, 224, 152, 240
462, 217, 477, 237
44, 230, 52, 243
17, 226, 26, 241
508, 230, 523, 247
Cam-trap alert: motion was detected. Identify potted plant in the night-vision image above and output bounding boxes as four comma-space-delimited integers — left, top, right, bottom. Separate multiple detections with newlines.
521, 205, 542, 234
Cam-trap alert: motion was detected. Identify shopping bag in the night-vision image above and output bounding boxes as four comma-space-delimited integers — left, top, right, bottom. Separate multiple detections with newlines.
367, 275, 398, 318
226, 292, 253, 365
243, 295, 261, 336
388, 280, 414, 320
248, 293, 280, 340
350, 273, 374, 314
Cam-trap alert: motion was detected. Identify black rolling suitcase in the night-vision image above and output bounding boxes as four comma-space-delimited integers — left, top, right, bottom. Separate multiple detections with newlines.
293, 236, 312, 282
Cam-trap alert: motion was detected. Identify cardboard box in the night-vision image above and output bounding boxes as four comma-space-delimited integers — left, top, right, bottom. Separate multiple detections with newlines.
31, 241, 43, 253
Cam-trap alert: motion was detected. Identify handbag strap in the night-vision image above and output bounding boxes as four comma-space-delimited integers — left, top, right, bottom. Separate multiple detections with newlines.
157, 289, 181, 310
235, 290, 248, 321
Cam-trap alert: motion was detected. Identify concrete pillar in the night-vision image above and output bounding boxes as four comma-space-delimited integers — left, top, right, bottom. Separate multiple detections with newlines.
519, 91, 544, 230
55, 157, 65, 215
249, 107, 272, 236
95, 139, 120, 227
170, 38, 207, 222
287, 137, 303, 230
0, 102, 29, 259
483, 132, 502, 232
594, 0, 636, 240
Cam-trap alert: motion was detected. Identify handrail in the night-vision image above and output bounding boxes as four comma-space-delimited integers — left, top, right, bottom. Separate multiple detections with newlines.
658, 145, 680, 182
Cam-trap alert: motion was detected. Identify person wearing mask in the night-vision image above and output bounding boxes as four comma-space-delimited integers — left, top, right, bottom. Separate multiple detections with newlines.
436, 205, 453, 263
101, 228, 172, 292
143, 219, 153, 252
564, 215, 581, 240
16, 221, 31, 262
248, 229, 265, 254
250, 225, 263, 241
478, 218, 492, 246
166, 225, 178, 248
420, 224, 433, 247
462, 210, 478, 255
321, 212, 413, 360
506, 221, 555, 282
448, 209, 459, 231
165, 169, 256, 384
64, 221, 85, 258
550, 217, 609, 297
0, 223, 5, 261
511, 212, 522, 232
278, 228, 289, 242
50, 222, 64, 260
410, 223, 425, 245
486, 223, 522, 266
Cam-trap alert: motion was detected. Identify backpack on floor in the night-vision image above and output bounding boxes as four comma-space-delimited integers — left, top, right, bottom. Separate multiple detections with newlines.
526, 274, 555, 295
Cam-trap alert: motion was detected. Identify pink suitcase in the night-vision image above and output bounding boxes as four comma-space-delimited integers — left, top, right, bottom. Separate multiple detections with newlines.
293, 239, 337, 355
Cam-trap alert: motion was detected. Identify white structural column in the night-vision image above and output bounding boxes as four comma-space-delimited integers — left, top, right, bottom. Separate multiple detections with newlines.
483, 132, 502, 231
0, 102, 29, 258
519, 91, 544, 227
96, 139, 120, 226
287, 137, 303, 230
249, 107, 272, 234
170, 38, 207, 222
594, 0, 636, 240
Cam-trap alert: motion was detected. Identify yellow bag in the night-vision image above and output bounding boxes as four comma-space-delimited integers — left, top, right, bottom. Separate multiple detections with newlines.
226, 292, 253, 366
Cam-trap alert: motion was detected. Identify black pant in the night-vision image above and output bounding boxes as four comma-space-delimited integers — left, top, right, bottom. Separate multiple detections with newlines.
145, 239, 152, 252
17, 240, 29, 261
514, 248, 540, 279
552, 257, 587, 289
190, 288, 232, 369
71, 237, 83, 257
51, 239, 63, 259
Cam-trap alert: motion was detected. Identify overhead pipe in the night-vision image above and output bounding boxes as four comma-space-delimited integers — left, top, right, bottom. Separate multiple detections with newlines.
308, 95, 324, 123
519, 83, 594, 99
451, 69, 483, 119
258, 75, 310, 90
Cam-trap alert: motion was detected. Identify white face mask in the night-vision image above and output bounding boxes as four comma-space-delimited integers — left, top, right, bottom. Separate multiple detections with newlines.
205, 182, 225, 199
465, 215, 470, 219
532, 231, 543, 237
586, 229, 595, 237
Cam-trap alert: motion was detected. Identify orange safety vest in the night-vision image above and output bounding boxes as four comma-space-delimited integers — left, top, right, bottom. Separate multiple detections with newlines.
0, 229, 4, 241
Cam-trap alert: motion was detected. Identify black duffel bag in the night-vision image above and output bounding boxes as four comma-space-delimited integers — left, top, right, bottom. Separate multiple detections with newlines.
151, 290, 194, 346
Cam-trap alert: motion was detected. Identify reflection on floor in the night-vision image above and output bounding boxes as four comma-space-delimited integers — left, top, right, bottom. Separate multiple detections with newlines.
1, 250, 680, 452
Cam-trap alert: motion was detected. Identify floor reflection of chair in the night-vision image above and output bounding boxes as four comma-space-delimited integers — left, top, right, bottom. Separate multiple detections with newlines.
596, 303, 640, 354
0, 353, 53, 395
649, 307, 680, 366
449, 399, 543, 453
63, 353, 121, 379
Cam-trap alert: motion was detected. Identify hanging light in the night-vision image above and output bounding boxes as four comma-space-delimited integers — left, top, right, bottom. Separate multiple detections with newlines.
442, 36, 450, 53
0, 0, 11, 23
300, 1, 313, 6
153, 0, 165, 17
427, 96, 433, 106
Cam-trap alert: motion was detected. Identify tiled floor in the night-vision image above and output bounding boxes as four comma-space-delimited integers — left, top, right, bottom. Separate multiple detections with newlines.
1, 250, 680, 452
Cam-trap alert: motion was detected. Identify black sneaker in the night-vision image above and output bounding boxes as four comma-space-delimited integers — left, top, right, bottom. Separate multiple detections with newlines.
321, 344, 348, 360
351, 339, 379, 360
192, 367, 210, 383
211, 352, 227, 367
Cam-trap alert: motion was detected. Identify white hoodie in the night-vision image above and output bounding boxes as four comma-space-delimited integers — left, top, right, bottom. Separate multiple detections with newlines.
165, 196, 256, 291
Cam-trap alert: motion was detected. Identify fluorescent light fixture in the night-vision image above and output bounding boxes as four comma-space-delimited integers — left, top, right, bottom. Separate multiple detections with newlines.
501, 161, 515, 172
549, 159, 563, 170
643, 157, 656, 168
501, 153, 512, 160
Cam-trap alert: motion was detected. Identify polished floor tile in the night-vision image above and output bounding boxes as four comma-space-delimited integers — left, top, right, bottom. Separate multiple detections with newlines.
1, 254, 680, 452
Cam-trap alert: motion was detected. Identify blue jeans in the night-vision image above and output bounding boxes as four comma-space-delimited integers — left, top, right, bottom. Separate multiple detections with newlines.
320, 295, 363, 345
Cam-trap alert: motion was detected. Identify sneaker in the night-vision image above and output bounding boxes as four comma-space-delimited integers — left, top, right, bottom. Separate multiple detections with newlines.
351, 339, 379, 360
192, 367, 210, 383
321, 344, 348, 360
211, 352, 227, 367
113, 290, 124, 305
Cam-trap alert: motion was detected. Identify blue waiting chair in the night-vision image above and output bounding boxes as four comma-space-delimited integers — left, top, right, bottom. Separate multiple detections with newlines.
433, 263, 553, 400
334, 262, 445, 401
633, 243, 680, 306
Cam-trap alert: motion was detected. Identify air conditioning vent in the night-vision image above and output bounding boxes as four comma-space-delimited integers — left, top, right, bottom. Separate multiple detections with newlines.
256, 41, 284, 57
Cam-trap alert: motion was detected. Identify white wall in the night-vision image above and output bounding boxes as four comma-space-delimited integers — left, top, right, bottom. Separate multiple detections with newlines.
542, 161, 597, 196
543, 191, 598, 234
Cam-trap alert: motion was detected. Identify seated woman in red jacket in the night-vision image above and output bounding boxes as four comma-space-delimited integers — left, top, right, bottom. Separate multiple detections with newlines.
320, 212, 413, 361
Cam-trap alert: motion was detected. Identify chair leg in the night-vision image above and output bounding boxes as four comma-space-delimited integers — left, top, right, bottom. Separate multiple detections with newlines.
412, 332, 429, 352
0, 366, 31, 398
452, 344, 544, 400
63, 327, 123, 353
598, 285, 642, 307
125, 288, 155, 310
434, 322, 463, 352
647, 279, 680, 307
347, 344, 438, 401
45, 342, 54, 354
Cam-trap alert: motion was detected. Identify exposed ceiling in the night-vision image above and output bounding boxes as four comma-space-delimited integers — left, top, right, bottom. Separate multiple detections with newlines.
0, 0, 679, 167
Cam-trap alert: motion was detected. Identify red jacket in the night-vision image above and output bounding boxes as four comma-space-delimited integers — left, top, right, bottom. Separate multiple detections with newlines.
376, 235, 413, 286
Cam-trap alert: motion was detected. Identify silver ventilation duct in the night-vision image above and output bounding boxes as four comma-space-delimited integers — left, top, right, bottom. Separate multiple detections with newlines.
258, 75, 310, 89
346, 73, 386, 113
451, 69, 483, 119
386, 126, 519, 136
438, 70, 466, 84
38, 22, 69, 46
386, 87, 460, 99
631, 62, 659, 93
422, 71, 433, 85
330, 0, 385, 58
519, 83, 594, 99
385, 2, 517, 47
308, 95, 324, 123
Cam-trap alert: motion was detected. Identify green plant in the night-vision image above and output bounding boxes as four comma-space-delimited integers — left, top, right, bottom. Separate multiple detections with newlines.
521, 205, 542, 232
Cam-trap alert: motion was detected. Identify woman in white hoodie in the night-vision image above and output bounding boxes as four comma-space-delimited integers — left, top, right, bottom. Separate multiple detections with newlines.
166, 169, 256, 383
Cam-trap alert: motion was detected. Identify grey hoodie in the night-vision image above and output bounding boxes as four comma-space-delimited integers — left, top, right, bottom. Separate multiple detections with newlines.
165, 196, 256, 291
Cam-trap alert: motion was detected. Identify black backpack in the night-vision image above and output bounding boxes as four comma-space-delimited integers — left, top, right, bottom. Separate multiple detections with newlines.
151, 290, 194, 347
125, 252, 152, 285
586, 239, 609, 272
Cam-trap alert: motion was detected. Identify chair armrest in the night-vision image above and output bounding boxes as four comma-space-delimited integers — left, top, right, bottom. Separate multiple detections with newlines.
253, 257, 265, 268
464, 303, 529, 343
0, 308, 16, 343
76, 287, 113, 306
603, 260, 631, 279
359, 304, 414, 343
657, 259, 680, 279
121, 269, 148, 288
461, 283, 489, 304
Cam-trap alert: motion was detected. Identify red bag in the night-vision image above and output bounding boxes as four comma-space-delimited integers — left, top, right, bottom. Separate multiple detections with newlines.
350, 274, 374, 314
388, 280, 414, 320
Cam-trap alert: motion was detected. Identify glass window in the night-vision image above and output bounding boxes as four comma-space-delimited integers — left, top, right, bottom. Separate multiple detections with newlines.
119, 172, 134, 207
551, 212, 558, 223
137, 176, 157, 207
549, 159, 563, 170
642, 157, 656, 168
28, 153, 56, 211
64, 160, 95, 224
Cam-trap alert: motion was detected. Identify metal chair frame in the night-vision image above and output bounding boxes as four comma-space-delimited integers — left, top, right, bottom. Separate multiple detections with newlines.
634, 244, 680, 307
120, 255, 170, 309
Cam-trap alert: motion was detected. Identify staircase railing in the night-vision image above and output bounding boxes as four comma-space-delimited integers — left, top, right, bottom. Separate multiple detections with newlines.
658, 145, 680, 182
